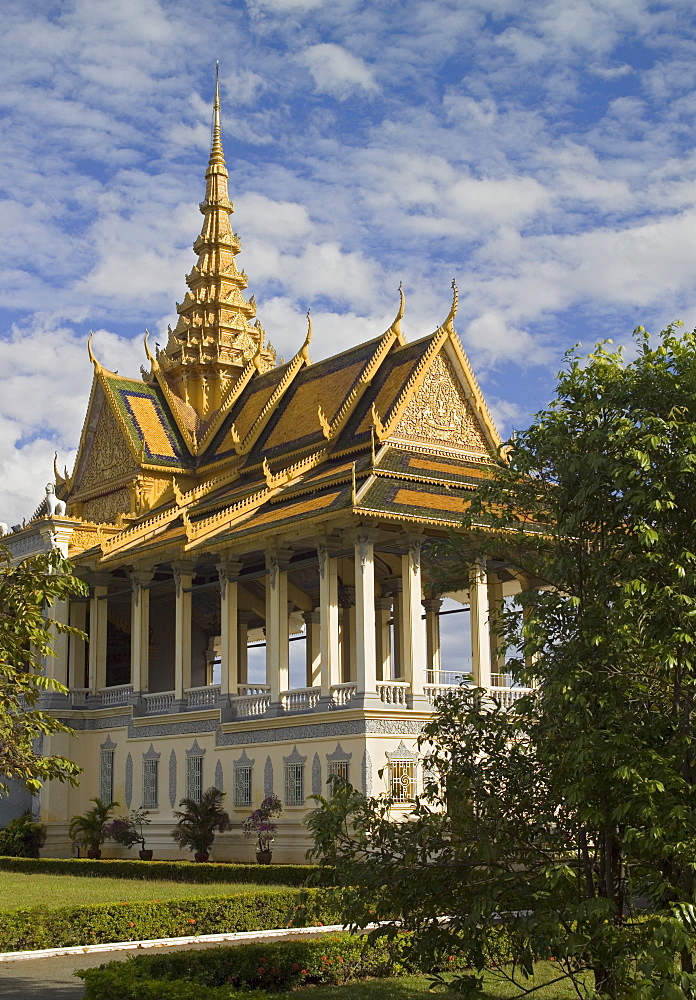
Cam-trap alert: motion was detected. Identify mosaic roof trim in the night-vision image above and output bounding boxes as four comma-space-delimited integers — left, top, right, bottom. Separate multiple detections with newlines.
376, 446, 493, 487
102, 374, 190, 469
356, 477, 470, 527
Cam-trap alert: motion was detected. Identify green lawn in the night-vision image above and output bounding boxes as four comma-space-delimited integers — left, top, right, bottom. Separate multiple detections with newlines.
285, 965, 587, 999
0, 872, 266, 909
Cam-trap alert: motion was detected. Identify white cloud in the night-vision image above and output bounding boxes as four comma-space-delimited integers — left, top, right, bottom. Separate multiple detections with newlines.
300, 43, 379, 99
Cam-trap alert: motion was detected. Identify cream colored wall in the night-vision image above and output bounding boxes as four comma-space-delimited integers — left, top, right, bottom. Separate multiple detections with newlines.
41, 723, 425, 862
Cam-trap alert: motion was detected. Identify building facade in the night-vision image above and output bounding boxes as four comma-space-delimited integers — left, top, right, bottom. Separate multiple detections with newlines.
1, 80, 530, 861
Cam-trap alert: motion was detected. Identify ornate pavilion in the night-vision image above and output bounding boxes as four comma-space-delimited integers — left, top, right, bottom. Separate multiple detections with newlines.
2, 78, 530, 860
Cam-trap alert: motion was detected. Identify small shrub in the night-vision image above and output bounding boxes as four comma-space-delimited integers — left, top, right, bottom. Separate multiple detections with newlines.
0, 887, 338, 952
78, 933, 406, 999
0, 855, 329, 885
0, 813, 46, 858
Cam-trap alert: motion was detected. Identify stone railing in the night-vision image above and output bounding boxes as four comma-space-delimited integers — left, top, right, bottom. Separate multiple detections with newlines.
488, 686, 530, 708
99, 684, 133, 707
186, 685, 220, 709
281, 687, 320, 712
377, 680, 410, 706
424, 682, 468, 705
70, 688, 89, 707
330, 682, 357, 707
143, 691, 175, 715
233, 692, 271, 717
236, 683, 271, 697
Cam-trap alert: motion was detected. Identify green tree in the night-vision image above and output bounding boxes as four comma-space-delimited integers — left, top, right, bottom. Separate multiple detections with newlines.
0, 544, 86, 792
305, 325, 696, 999
171, 787, 231, 860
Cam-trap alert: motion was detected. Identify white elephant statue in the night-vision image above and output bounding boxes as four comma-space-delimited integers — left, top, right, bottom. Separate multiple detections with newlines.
0, 523, 9, 537
45, 484, 66, 517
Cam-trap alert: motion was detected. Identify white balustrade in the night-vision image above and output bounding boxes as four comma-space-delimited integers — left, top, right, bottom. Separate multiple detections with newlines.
233, 693, 271, 717
70, 688, 89, 706
186, 685, 221, 709
488, 686, 531, 708
143, 691, 175, 715
330, 682, 357, 707
490, 672, 513, 688
99, 684, 133, 707
281, 687, 320, 711
423, 683, 456, 705
377, 680, 410, 706
236, 683, 271, 696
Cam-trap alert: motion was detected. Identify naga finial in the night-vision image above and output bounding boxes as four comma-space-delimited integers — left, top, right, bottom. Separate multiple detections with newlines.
87, 331, 101, 368
390, 282, 406, 342
442, 278, 459, 334
143, 329, 156, 365
301, 308, 312, 363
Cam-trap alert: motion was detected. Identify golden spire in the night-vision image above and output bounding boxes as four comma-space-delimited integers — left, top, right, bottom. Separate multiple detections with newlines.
157, 65, 276, 417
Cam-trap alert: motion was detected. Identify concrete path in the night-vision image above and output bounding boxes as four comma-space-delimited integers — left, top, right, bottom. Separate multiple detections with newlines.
0, 925, 348, 1000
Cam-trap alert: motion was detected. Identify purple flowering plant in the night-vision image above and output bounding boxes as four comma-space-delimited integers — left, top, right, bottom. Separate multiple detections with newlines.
242, 795, 282, 853
105, 808, 151, 851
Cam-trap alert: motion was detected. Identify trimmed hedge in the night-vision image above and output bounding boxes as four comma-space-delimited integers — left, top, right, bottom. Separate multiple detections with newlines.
78, 933, 412, 1000
0, 887, 338, 953
0, 856, 323, 885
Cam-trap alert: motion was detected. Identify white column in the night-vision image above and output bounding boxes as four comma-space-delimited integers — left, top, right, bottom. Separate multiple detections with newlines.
173, 561, 195, 704
422, 598, 442, 685
487, 573, 506, 685
217, 560, 242, 701
354, 535, 380, 706
375, 597, 392, 682
318, 543, 340, 702
130, 568, 154, 696
390, 580, 403, 677
265, 552, 289, 708
88, 576, 109, 698
400, 539, 427, 700
339, 586, 355, 682
470, 558, 492, 688
302, 610, 321, 687
68, 601, 87, 691
237, 611, 254, 689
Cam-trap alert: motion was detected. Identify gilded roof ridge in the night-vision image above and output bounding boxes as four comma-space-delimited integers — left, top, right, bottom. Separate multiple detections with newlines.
443, 331, 501, 450
185, 482, 272, 545
194, 350, 261, 455
234, 332, 311, 456
380, 325, 450, 438
148, 353, 200, 453
101, 505, 180, 556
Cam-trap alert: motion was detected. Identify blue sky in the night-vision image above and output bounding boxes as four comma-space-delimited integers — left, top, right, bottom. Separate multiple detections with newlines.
2, 0, 696, 524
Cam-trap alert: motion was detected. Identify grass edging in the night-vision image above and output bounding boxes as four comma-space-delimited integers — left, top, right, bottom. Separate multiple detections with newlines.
0, 855, 323, 885
0, 887, 337, 953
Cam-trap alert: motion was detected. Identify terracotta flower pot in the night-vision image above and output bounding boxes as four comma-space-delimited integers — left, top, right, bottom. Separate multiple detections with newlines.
139, 849, 153, 861
194, 851, 210, 863
86, 848, 102, 859
256, 850, 273, 864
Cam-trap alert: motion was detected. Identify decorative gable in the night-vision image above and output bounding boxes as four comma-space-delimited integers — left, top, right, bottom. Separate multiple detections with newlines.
79, 402, 138, 492
391, 351, 489, 455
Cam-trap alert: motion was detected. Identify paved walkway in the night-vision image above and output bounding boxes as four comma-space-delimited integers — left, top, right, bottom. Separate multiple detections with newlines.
0, 926, 345, 999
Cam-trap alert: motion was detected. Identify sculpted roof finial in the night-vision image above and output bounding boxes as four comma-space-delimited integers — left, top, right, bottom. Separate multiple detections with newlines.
301, 308, 313, 363
210, 61, 224, 166
442, 278, 459, 334
390, 281, 406, 342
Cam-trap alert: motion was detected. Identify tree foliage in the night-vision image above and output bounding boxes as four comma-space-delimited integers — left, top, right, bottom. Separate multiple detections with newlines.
306, 325, 696, 999
0, 544, 86, 792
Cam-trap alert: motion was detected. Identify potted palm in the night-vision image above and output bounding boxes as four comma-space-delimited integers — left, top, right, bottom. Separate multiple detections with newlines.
243, 794, 282, 863
171, 787, 231, 862
105, 807, 153, 860
68, 797, 118, 859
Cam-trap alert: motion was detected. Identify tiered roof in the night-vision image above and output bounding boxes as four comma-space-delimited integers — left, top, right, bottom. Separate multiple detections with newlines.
56, 80, 501, 565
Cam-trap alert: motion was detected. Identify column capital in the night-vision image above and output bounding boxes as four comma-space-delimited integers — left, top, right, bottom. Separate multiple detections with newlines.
87, 571, 113, 589
302, 610, 321, 625
375, 596, 392, 612
216, 560, 243, 585
238, 610, 255, 625
422, 597, 443, 614
338, 585, 356, 609
129, 567, 155, 586
383, 576, 402, 596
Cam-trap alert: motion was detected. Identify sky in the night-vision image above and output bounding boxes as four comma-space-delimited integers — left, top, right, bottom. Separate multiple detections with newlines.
2, 0, 696, 526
